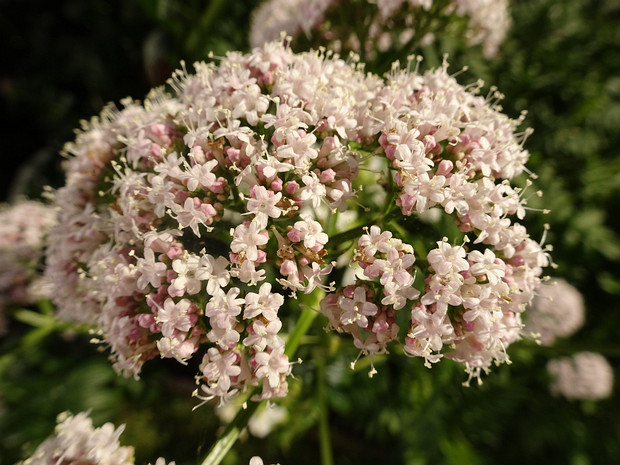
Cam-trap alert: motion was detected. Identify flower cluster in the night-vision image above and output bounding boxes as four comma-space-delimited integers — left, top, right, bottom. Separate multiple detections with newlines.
0, 200, 56, 333
45, 40, 547, 405
525, 278, 585, 346
45, 41, 378, 404
547, 352, 614, 401
322, 226, 419, 374
249, 0, 510, 59
16, 411, 175, 465
321, 58, 549, 381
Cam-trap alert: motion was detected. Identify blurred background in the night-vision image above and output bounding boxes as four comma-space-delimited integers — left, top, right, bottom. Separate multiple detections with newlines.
1, 0, 619, 464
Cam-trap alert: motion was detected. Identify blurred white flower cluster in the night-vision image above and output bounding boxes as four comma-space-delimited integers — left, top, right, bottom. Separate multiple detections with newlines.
526, 278, 585, 345
548, 352, 614, 401
17, 411, 174, 465
0, 200, 56, 333
44, 40, 547, 407
250, 0, 510, 59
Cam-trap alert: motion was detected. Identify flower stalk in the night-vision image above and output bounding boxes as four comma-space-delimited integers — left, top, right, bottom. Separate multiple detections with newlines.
317, 353, 335, 465
200, 395, 262, 465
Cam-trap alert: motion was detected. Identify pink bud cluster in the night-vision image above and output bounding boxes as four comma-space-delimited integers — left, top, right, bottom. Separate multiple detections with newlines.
45, 40, 547, 402
0, 200, 57, 332
249, 0, 510, 59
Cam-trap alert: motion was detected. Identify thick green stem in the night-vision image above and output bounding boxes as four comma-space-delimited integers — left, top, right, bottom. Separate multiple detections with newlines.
13, 309, 56, 328
199, 396, 261, 465
317, 355, 335, 465
285, 305, 319, 359
13, 306, 90, 347
328, 225, 364, 245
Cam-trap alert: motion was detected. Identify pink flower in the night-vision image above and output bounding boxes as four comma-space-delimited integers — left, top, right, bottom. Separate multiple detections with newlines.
45, 39, 547, 398
18, 411, 134, 465
136, 248, 168, 290
254, 346, 291, 389
156, 298, 193, 338
171, 197, 209, 237
181, 158, 219, 191
244, 283, 284, 321
200, 347, 243, 395
244, 318, 284, 351
468, 249, 506, 285
299, 172, 327, 209
427, 241, 469, 276
338, 286, 379, 328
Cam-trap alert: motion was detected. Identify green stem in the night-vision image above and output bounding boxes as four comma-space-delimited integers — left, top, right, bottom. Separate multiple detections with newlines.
37, 298, 55, 315
199, 395, 261, 465
285, 302, 320, 358
13, 309, 55, 328
317, 355, 334, 465
328, 225, 364, 245
12, 307, 89, 344
325, 209, 339, 238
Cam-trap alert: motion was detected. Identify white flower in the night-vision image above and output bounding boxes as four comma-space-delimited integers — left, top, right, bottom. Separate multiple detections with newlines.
170, 254, 201, 296
243, 318, 285, 351
276, 129, 318, 167
45, 39, 546, 398
299, 172, 327, 209
248, 404, 288, 438
244, 283, 284, 321
231, 222, 269, 262
427, 241, 469, 276
156, 298, 193, 338
292, 213, 328, 249
195, 254, 231, 295
206, 288, 245, 319
150, 458, 176, 465
231, 259, 267, 285
171, 197, 209, 237
246, 185, 283, 227
468, 249, 505, 285
0, 200, 56, 332
254, 346, 291, 389
249, 0, 510, 59
181, 158, 219, 191
199, 347, 242, 395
